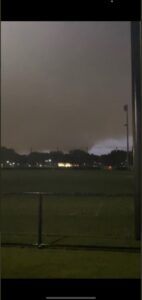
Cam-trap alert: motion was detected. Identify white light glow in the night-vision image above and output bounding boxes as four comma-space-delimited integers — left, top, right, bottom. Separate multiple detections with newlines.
58, 163, 65, 167
89, 137, 133, 155
58, 162, 72, 168
65, 163, 72, 168
108, 165, 112, 170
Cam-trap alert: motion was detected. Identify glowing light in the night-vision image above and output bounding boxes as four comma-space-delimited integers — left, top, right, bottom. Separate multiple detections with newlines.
58, 162, 72, 168
108, 165, 112, 170
6, 160, 10, 164
65, 163, 72, 168
58, 163, 65, 167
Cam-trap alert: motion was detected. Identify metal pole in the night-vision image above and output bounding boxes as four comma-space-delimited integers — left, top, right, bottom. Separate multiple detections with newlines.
126, 108, 129, 168
131, 21, 141, 240
124, 105, 129, 168
38, 193, 43, 247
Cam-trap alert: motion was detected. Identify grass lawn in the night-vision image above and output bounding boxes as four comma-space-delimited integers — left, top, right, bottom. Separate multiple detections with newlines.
1, 169, 134, 194
1, 247, 140, 279
1, 169, 140, 278
1, 169, 135, 244
2, 195, 136, 245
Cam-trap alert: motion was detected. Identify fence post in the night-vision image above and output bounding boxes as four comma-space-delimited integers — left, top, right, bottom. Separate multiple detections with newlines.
37, 193, 43, 247
131, 22, 141, 240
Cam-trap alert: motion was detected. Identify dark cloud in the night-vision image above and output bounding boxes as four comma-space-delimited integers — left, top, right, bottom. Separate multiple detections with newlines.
1, 22, 132, 153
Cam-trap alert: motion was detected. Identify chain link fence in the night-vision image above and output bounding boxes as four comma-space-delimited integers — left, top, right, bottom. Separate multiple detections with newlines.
1, 192, 140, 251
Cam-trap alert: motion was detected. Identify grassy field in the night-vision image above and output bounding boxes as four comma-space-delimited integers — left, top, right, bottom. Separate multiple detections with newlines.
1, 169, 140, 278
1, 169, 136, 244
2, 194, 137, 245
2, 247, 140, 278
1, 168, 134, 193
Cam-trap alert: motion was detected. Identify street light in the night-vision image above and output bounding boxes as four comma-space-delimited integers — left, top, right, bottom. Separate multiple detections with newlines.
123, 104, 129, 169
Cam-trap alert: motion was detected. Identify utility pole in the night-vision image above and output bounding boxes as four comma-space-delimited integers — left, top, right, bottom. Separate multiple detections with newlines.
124, 104, 129, 169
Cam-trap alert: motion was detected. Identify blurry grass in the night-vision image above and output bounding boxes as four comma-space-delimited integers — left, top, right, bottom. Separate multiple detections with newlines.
1, 247, 140, 278
1, 170, 136, 245
1, 169, 140, 279
1, 195, 135, 244
1, 169, 134, 194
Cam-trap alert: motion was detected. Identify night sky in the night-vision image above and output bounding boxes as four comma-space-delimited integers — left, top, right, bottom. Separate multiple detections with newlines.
1, 22, 132, 154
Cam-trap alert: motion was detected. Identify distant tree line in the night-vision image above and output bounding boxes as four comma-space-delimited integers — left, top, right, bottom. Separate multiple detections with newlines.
0, 146, 133, 168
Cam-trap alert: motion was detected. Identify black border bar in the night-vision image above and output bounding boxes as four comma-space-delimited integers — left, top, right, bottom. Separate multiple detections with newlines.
1, 0, 141, 21
1, 279, 141, 300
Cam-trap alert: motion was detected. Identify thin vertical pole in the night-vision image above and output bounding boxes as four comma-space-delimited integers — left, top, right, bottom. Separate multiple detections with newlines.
131, 21, 141, 240
124, 104, 129, 168
125, 107, 129, 168
38, 193, 43, 247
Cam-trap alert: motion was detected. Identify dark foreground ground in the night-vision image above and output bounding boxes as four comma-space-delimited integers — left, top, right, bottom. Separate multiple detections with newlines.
1, 169, 140, 278
2, 247, 140, 278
